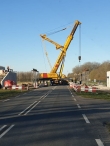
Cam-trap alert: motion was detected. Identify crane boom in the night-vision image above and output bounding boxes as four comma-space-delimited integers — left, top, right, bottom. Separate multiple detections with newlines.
50, 20, 81, 73
40, 34, 63, 50
59, 56, 65, 78
40, 20, 81, 84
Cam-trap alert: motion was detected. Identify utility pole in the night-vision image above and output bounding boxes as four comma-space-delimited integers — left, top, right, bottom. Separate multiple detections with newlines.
32, 68, 39, 88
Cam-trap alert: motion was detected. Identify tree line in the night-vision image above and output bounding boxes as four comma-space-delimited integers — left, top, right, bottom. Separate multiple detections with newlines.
67, 61, 110, 83
17, 61, 110, 83
17, 72, 39, 82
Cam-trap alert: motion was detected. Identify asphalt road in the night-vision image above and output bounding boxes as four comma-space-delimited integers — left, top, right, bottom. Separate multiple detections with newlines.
0, 85, 110, 146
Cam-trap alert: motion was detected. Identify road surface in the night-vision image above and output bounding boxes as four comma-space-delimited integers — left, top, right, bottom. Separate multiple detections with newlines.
0, 85, 110, 146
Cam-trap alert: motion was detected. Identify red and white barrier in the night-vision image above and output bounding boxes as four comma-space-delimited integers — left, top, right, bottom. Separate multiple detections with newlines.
33, 82, 39, 88
70, 83, 97, 92
8, 85, 26, 90
69, 82, 74, 88
81, 86, 97, 92
74, 84, 81, 92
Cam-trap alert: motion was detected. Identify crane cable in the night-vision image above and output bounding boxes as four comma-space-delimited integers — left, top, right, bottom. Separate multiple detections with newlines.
46, 23, 74, 36
40, 38, 47, 72
78, 24, 81, 63
46, 28, 66, 36
78, 24, 82, 84
41, 38, 52, 69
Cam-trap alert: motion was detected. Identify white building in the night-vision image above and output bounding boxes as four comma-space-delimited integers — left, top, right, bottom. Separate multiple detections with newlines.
107, 71, 110, 87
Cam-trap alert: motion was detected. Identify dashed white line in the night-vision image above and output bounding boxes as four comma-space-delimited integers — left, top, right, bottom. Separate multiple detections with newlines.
15, 95, 20, 98
95, 139, 104, 146
72, 95, 74, 97
0, 125, 14, 139
3, 99, 10, 102
77, 104, 81, 108
0, 125, 7, 131
74, 98, 76, 101
82, 114, 90, 123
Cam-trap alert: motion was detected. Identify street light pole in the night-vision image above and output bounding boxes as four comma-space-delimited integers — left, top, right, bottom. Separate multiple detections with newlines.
32, 68, 39, 88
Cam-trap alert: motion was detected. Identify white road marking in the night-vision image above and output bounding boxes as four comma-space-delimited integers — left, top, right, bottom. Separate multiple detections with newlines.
18, 101, 37, 115
42, 96, 46, 100
82, 114, 90, 123
19, 89, 51, 115
3, 99, 10, 102
40, 95, 44, 99
24, 101, 40, 115
42, 93, 49, 99
95, 139, 104, 146
0, 125, 7, 131
74, 98, 76, 101
72, 95, 74, 97
40, 90, 51, 100
0, 125, 14, 138
77, 104, 81, 108
39, 90, 51, 100
15, 95, 20, 98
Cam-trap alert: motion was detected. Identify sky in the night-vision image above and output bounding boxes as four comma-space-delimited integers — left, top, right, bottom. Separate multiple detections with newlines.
0, 0, 110, 75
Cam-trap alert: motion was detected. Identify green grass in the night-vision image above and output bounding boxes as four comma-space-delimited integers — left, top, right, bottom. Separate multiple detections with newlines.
0, 89, 27, 100
74, 90, 110, 100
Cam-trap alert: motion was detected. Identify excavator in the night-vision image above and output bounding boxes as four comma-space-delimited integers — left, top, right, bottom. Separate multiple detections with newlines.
39, 20, 81, 85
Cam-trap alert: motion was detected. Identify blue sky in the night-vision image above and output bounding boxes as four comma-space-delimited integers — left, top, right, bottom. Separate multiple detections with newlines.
0, 0, 110, 75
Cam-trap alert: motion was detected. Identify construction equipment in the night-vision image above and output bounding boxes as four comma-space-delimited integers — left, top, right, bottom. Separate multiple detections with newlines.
40, 34, 64, 50
40, 20, 81, 85
41, 38, 52, 69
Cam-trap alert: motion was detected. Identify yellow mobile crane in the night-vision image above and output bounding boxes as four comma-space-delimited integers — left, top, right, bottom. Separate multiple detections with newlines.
40, 20, 81, 85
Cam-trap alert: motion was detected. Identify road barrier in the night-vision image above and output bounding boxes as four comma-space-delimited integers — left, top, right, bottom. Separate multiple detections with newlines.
5, 85, 27, 90
11, 85, 25, 90
69, 82, 97, 93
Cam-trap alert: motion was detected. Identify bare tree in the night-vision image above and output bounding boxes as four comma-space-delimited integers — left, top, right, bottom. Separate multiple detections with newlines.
68, 61, 110, 83
17, 72, 32, 82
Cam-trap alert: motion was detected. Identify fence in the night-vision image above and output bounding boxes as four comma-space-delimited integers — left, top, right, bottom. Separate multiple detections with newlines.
69, 82, 97, 92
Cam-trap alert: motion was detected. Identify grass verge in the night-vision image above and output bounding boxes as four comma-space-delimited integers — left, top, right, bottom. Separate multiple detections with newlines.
73, 90, 110, 100
0, 89, 27, 100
